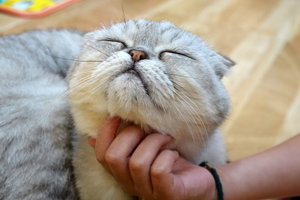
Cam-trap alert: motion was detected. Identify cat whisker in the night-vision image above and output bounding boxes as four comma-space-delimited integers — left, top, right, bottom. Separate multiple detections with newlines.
45, 52, 105, 63
66, 75, 95, 97
171, 82, 198, 100
57, 71, 96, 100
171, 90, 197, 142
170, 87, 202, 143
89, 45, 112, 58
165, 72, 197, 79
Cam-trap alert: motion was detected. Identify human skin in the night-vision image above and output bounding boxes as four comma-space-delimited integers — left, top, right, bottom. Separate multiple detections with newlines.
215, 133, 300, 200
89, 115, 300, 200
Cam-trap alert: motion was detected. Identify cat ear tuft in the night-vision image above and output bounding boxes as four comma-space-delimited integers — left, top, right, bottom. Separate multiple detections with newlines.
214, 53, 235, 79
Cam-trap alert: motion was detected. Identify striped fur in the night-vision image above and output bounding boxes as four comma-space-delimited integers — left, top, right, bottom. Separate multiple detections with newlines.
0, 30, 82, 200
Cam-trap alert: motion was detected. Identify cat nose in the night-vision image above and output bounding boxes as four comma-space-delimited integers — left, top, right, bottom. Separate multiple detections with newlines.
129, 50, 147, 62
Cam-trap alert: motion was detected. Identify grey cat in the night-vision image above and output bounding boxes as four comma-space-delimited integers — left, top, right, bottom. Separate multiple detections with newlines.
0, 19, 234, 200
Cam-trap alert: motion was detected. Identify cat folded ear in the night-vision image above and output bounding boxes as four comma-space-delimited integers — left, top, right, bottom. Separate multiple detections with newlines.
214, 53, 235, 79
219, 54, 235, 68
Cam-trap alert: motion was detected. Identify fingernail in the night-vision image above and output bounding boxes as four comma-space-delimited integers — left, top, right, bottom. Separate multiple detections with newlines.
166, 135, 172, 141
106, 113, 120, 122
88, 137, 96, 148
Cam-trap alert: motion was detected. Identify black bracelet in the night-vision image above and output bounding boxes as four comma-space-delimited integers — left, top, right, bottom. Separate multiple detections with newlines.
199, 162, 224, 200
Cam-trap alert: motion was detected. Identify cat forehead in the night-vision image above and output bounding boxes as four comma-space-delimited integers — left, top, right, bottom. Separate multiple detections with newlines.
87, 19, 204, 49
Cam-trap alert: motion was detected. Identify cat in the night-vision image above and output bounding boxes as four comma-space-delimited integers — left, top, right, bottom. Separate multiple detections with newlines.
67, 19, 234, 200
0, 19, 234, 200
0, 29, 82, 200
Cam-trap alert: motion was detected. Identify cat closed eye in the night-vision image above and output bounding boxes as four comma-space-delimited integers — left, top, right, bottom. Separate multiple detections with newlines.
159, 50, 195, 60
99, 39, 127, 49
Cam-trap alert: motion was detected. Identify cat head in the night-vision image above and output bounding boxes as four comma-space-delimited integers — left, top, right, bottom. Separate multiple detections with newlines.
67, 19, 234, 139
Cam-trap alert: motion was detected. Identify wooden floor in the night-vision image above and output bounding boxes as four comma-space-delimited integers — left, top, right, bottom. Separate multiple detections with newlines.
1, 0, 299, 163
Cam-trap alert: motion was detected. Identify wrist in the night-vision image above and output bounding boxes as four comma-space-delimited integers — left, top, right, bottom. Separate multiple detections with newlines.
195, 169, 218, 200
194, 165, 219, 200
199, 162, 223, 200
214, 161, 248, 200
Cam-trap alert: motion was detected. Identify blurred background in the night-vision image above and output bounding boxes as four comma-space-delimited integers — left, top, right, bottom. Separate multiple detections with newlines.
0, 0, 299, 177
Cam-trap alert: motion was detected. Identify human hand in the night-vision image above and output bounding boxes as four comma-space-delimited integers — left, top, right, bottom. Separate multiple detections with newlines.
88, 115, 217, 200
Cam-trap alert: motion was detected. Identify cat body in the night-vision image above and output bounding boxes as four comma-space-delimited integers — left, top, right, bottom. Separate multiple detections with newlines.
68, 19, 234, 200
0, 30, 81, 200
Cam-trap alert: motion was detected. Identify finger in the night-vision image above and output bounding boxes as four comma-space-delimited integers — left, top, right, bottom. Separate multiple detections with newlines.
129, 134, 171, 197
105, 125, 145, 195
151, 150, 179, 197
94, 114, 121, 175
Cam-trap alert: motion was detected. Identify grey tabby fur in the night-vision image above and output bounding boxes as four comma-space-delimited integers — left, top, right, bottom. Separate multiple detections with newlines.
0, 19, 234, 200
0, 30, 81, 200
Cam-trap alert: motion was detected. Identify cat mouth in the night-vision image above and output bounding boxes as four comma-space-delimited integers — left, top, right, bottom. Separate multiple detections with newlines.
125, 69, 139, 76
122, 67, 150, 96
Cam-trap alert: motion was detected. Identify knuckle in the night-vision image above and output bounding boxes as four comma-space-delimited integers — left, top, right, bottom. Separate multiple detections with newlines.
163, 149, 178, 158
95, 154, 105, 164
105, 152, 120, 166
95, 150, 105, 164
151, 166, 165, 178
129, 159, 144, 173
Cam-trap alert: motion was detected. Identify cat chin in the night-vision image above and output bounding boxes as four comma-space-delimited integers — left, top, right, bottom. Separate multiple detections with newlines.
70, 86, 219, 138
108, 72, 149, 104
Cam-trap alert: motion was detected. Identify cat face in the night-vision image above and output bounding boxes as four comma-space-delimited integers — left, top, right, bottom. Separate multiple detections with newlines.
67, 19, 233, 140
